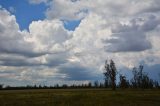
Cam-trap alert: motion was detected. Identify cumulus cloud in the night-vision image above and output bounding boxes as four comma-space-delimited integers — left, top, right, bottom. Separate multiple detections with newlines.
0, 8, 39, 57
28, 19, 72, 53
0, 8, 72, 67
104, 15, 160, 52
44, 0, 160, 20
46, 0, 88, 20
1, 0, 160, 86
104, 32, 152, 52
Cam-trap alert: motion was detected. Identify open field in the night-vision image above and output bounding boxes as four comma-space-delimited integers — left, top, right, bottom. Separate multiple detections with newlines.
0, 89, 160, 106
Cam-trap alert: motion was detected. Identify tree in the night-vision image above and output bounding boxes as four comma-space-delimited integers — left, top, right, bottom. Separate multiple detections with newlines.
94, 80, 99, 88
131, 65, 143, 88
88, 82, 92, 88
99, 82, 104, 88
154, 81, 159, 88
144, 75, 154, 89
104, 71, 111, 88
119, 74, 129, 89
104, 60, 117, 90
62, 84, 68, 88
0, 84, 3, 90
131, 65, 154, 89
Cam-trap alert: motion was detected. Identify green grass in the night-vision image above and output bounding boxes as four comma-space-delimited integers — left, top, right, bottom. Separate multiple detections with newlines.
0, 89, 160, 106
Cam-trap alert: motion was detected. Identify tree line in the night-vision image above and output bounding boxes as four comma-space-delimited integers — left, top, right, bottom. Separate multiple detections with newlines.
0, 59, 160, 90
104, 60, 160, 90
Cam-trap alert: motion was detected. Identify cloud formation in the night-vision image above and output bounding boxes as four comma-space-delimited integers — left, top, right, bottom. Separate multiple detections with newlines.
104, 15, 160, 52
1, 0, 160, 86
0, 8, 37, 57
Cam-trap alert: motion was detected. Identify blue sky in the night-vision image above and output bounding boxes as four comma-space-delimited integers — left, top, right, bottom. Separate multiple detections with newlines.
0, 0, 160, 86
0, 0, 80, 31
63, 20, 81, 31
0, 0, 47, 30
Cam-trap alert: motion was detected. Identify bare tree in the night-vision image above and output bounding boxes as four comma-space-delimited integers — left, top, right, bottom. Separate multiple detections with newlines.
119, 74, 129, 89
104, 60, 117, 90
131, 65, 154, 89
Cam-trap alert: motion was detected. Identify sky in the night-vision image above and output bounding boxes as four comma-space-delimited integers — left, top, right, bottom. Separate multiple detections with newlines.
0, 0, 160, 86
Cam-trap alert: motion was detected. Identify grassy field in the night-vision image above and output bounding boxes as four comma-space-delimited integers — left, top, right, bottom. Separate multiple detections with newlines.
0, 89, 160, 106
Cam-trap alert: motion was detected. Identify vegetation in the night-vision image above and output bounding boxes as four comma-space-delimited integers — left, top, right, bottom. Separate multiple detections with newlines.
130, 65, 154, 89
0, 89, 160, 106
104, 60, 117, 90
0, 59, 160, 90
119, 74, 129, 89
0, 59, 160, 106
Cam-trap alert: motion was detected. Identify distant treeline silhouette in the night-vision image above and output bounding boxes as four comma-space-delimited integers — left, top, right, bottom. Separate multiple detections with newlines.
0, 59, 160, 90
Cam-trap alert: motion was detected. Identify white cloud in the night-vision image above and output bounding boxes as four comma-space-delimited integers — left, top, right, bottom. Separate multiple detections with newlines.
45, 0, 160, 20
0, 8, 70, 69
28, 19, 72, 53
46, 0, 88, 20
1, 0, 160, 86
103, 15, 160, 52
0, 8, 36, 57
